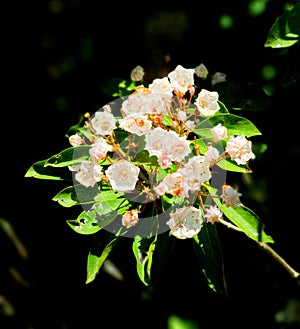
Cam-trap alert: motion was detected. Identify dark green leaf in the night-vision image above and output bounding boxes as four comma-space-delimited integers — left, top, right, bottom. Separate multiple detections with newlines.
193, 223, 227, 295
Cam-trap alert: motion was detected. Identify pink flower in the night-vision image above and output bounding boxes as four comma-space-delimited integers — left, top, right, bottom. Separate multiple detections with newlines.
122, 209, 140, 228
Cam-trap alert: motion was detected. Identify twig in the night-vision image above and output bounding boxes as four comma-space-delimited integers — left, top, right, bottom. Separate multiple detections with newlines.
217, 218, 300, 284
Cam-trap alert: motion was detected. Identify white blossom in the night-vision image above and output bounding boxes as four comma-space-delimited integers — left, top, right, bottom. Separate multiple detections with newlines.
75, 160, 102, 188
225, 134, 255, 165
194, 63, 209, 79
168, 65, 195, 97
211, 123, 228, 143
69, 134, 84, 147
122, 209, 140, 228
148, 77, 173, 96
194, 89, 220, 117
166, 206, 204, 239
221, 184, 242, 208
211, 72, 227, 85
105, 160, 140, 191
130, 65, 145, 81
91, 111, 116, 136
89, 137, 113, 162
118, 114, 152, 136
204, 205, 223, 224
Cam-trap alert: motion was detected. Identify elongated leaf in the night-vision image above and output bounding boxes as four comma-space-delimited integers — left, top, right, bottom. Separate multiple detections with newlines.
25, 159, 71, 180
67, 210, 101, 235
211, 193, 274, 243
194, 113, 261, 138
132, 235, 157, 286
193, 223, 227, 295
216, 158, 252, 173
86, 232, 120, 283
45, 145, 91, 167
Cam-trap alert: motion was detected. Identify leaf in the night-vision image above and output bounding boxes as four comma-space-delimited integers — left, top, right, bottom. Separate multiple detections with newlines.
193, 223, 227, 295
194, 113, 261, 138
86, 232, 120, 284
67, 210, 101, 235
132, 235, 157, 286
264, 2, 300, 48
45, 145, 91, 167
216, 158, 253, 173
211, 192, 274, 243
25, 159, 71, 180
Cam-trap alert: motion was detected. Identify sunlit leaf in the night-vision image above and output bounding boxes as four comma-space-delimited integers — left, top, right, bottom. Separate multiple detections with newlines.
25, 159, 71, 180
67, 210, 101, 235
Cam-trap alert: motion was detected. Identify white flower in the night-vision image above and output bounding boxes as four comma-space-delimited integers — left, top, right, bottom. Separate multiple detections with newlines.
118, 114, 152, 136
105, 160, 140, 191
130, 65, 145, 81
166, 206, 204, 239
178, 155, 211, 192
89, 137, 113, 162
185, 120, 196, 131
204, 205, 223, 224
168, 65, 195, 97
155, 172, 188, 198
225, 134, 255, 165
144, 127, 171, 157
221, 184, 242, 208
194, 63, 209, 79
148, 77, 173, 96
91, 111, 116, 136
69, 134, 84, 147
194, 89, 220, 117
211, 72, 227, 85
169, 132, 191, 162
122, 209, 140, 228
211, 123, 228, 143
205, 146, 220, 163
75, 160, 102, 188
121, 93, 171, 117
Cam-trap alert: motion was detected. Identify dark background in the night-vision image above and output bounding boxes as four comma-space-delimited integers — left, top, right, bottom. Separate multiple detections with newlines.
2, 0, 300, 328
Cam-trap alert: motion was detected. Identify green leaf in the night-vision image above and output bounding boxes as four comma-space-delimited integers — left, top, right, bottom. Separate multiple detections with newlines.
86, 232, 120, 284
25, 159, 71, 180
66, 210, 101, 235
193, 223, 227, 295
45, 145, 91, 167
132, 235, 157, 286
216, 158, 253, 173
212, 193, 274, 243
194, 113, 261, 138
53, 186, 79, 207
264, 2, 300, 48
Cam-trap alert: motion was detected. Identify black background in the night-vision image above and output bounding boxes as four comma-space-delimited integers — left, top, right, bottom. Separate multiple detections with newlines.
2, 1, 300, 328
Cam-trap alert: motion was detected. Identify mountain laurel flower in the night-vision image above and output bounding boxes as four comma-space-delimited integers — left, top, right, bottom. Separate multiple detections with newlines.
168, 65, 195, 97
185, 120, 196, 131
194, 63, 209, 79
225, 134, 255, 165
105, 160, 140, 192
205, 146, 220, 163
122, 209, 140, 228
211, 72, 227, 85
89, 137, 113, 162
69, 134, 84, 147
148, 77, 173, 96
211, 123, 228, 143
91, 111, 116, 136
169, 132, 191, 162
166, 206, 204, 239
144, 127, 172, 157
194, 89, 220, 117
130, 65, 145, 81
204, 205, 223, 224
155, 172, 188, 198
221, 184, 242, 208
75, 160, 103, 188
119, 114, 152, 136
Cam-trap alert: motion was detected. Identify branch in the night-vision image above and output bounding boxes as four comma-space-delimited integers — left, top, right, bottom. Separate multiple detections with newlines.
218, 219, 300, 284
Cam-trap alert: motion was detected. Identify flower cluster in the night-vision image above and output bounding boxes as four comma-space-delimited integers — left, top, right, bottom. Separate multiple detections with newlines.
68, 64, 256, 239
